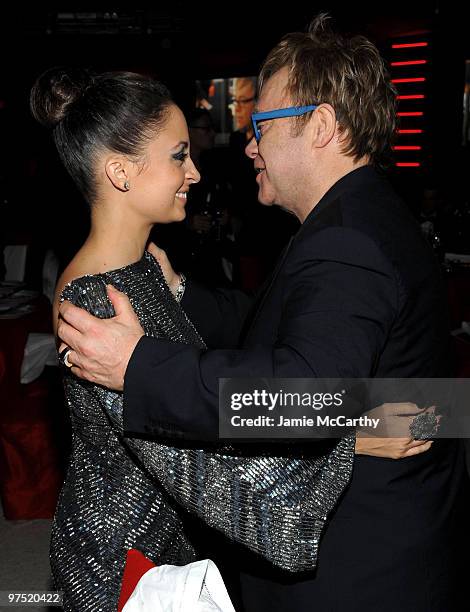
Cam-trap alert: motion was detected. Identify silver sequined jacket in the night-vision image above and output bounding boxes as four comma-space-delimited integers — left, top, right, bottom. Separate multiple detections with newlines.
52, 251, 355, 611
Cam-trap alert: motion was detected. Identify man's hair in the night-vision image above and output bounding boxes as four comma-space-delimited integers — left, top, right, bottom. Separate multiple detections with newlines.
259, 14, 397, 166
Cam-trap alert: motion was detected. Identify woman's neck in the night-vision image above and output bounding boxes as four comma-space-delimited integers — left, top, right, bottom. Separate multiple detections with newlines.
80, 203, 152, 274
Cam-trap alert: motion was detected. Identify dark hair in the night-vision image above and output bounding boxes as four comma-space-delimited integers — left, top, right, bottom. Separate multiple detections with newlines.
30, 67, 173, 203
259, 13, 397, 166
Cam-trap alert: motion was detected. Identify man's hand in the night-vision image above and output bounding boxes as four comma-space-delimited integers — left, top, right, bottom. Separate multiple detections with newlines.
57, 285, 144, 391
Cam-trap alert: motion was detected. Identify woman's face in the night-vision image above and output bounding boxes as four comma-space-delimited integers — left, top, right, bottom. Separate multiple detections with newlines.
131, 105, 200, 224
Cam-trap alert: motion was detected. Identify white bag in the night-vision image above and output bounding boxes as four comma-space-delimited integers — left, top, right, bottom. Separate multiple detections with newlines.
122, 558, 236, 612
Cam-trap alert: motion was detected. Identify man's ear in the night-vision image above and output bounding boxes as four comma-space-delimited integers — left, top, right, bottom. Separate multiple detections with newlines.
104, 156, 132, 192
311, 103, 337, 149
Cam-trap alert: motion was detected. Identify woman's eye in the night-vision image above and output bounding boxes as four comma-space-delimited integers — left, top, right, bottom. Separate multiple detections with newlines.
173, 150, 188, 163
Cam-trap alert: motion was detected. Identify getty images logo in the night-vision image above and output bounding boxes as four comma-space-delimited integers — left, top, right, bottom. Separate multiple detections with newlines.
230, 390, 345, 411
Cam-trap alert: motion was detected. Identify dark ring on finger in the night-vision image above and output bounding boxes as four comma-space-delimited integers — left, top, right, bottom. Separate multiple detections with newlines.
58, 346, 73, 369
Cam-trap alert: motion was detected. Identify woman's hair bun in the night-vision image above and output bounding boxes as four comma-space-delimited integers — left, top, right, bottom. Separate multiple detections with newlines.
30, 67, 95, 128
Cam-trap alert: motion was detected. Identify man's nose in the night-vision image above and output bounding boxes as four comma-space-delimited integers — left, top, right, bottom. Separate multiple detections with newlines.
245, 136, 258, 159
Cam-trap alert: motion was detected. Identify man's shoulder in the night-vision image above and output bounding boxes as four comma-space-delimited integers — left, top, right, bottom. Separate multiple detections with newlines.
290, 175, 416, 273
308, 172, 421, 261
302, 167, 404, 233
294, 174, 437, 300
290, 221, 394, 277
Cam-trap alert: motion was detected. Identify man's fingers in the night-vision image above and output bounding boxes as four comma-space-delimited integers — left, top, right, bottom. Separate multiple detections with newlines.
70, 364, 92, 382
65, 348, 95, 381
57, 319, 85, 353
58, 347, 90, 380
66, 349, 83, 370
59, 300, 97, 333
106, 285, 136, 319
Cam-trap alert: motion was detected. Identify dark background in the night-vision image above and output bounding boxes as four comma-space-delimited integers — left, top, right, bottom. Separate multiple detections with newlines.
0, 2, 468, 273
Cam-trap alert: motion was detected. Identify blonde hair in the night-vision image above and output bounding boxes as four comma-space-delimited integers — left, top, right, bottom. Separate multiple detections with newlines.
259, 14, 397, 166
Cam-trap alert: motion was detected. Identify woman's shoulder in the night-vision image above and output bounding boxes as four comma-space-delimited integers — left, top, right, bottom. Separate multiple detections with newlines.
53, 259, 113, 335
58, 267, 109, 303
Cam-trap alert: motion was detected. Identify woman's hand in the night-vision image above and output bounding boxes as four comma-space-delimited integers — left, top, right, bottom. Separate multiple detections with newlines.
355, 436, 433, 459
354, 402, 437, 459
147, 242, 180, 295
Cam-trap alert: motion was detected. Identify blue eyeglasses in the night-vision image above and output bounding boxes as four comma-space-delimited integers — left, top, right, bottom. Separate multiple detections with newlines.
251, 105, 318, 143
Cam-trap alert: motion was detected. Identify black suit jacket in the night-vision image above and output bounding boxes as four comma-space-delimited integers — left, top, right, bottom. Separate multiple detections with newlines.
124, 165, 452, 439
124, 166, 464, 610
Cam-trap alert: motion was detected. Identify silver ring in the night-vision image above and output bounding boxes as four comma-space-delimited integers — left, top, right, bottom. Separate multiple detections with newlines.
59, 347, 73, 368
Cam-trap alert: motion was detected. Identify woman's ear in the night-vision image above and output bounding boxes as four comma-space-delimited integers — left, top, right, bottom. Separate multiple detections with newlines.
311, 103, 337, 149
105, 156, 131, 192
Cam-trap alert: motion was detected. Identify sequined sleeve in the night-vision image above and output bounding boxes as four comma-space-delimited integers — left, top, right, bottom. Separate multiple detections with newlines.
61, 272, 355, 573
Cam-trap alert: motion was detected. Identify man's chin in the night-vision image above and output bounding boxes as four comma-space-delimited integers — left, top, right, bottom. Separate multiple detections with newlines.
257, 193, 276, 208
257, 197, 295, 218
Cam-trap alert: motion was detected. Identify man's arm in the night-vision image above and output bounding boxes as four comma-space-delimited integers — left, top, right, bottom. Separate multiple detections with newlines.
124, 227, 398, 440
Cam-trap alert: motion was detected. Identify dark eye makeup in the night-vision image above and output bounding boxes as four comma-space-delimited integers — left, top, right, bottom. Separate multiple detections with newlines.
173, 148, 188, 163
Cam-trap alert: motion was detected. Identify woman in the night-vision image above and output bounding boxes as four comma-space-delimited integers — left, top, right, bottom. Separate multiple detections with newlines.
31, 68, 432, 611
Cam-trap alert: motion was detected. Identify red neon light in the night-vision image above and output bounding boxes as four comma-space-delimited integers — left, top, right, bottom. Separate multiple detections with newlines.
391, 78, 426, 83
397, 129, 423, 134
391, 60, 427, 67
396, 163, 421, 167
397, 112, 424, 116
393, 146, 422, 151
392, 43, 428, 49
396, 95, 425, 100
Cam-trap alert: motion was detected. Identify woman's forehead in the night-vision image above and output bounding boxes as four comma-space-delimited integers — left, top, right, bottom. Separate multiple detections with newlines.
161, 106, 189, 136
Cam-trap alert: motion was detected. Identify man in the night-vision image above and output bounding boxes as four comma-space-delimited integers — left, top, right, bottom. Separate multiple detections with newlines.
229, 76, 257, 140
58, 15, 463, 612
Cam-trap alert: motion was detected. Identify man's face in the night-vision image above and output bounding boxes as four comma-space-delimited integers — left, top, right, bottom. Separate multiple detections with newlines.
245, 67, 314, 216
232, 79, 256, 132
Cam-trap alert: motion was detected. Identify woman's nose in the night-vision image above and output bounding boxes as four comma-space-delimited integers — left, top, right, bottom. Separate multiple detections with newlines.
187, 157, 201, 183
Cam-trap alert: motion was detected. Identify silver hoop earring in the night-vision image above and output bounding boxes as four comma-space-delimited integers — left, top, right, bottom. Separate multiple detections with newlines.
124, 181, 130, 191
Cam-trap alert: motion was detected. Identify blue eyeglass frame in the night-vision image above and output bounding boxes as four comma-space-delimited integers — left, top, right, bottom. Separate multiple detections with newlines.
251, 105, 318, 143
